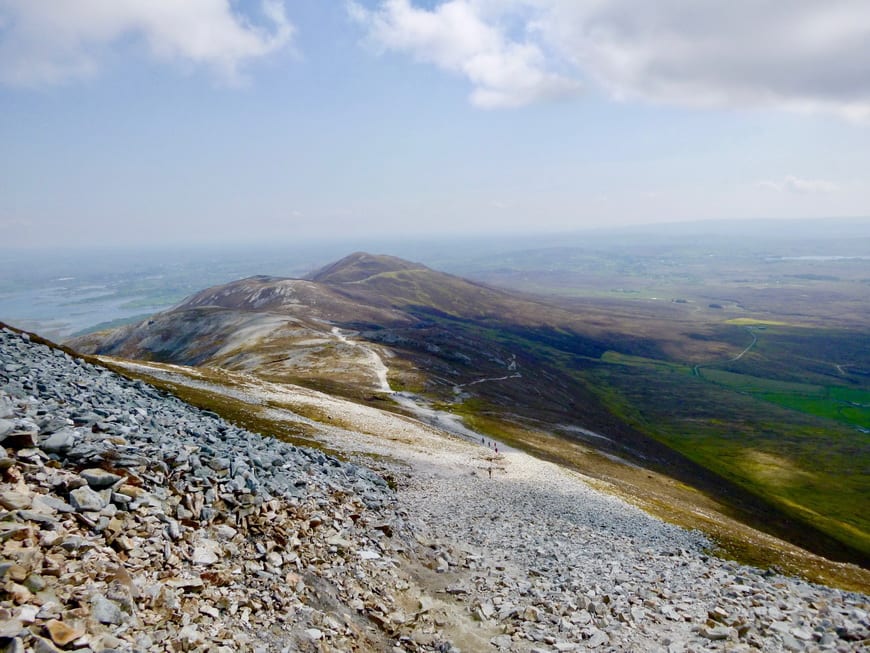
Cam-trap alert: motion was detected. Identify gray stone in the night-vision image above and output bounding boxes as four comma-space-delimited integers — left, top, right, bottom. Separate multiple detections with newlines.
586, 629, 609, 648
24, 573, 47, 592
32, 494, 75, 513
790, 627, 814, 641
41, 428, 77, 454
700, 625, 732, 640
18, 510, 60, 527
0, 618, 25, 638
0, 523, 31, 541
31, 637, 63, 653
3, 637, 25, 653
69, 486, 108, 512
0, 417, 15, 436
0, 490, 32, 510
80, 467, 123, 488
818, 632, 837, 646
39, 415, 70, 434
91, 595, 126, 625
780, 633, 806, 651
192, 539, 221, 565
0, 395, 12, 418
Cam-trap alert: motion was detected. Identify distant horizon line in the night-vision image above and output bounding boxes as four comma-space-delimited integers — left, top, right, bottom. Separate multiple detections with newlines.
2, 215, 869, 253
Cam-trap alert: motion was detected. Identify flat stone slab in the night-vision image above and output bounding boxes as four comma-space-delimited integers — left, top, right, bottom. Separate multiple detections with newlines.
80, 468, 123, 488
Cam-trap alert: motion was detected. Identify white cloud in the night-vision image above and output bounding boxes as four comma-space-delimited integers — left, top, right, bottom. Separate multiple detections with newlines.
351, 1, 870, 119
534, 0, 870, 121
0, 0, 294, 86
348, 0, 580, 108
757, 176, 840, 194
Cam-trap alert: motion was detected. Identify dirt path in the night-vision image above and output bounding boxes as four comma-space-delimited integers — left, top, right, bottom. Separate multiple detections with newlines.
331, 325, 392, 393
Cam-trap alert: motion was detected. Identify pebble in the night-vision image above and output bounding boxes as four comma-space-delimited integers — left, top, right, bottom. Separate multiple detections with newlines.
91, 595, 126, 625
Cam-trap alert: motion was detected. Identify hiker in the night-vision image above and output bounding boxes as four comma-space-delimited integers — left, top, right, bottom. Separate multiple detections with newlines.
488, 465, 492, 479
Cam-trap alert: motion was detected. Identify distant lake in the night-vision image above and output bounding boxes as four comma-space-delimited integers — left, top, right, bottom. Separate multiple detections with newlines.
0, 244, 346, 341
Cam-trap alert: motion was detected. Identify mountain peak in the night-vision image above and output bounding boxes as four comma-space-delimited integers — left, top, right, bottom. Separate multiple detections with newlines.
308, 252, 427, 284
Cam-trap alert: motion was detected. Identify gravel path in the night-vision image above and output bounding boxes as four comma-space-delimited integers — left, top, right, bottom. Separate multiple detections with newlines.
306, 396, 870, 652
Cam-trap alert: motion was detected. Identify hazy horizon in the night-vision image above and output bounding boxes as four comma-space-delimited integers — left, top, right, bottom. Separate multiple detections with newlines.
2, 217, 868, 341
2, 215, 869, 253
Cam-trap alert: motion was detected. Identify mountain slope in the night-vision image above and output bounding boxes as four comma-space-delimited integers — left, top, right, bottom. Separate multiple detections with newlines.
7, 324, 868, 652
68, 255, 681, 465
68, 253, 870, 568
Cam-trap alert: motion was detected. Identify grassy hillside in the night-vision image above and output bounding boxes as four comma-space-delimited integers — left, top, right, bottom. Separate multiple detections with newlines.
584, 349, 869, 558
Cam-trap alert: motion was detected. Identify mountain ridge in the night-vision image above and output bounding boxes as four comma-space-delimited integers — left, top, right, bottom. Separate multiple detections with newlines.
67, 253, 870, 570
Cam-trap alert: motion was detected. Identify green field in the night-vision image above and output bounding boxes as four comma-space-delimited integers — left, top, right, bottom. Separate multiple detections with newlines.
393, 297, 870, 564
699, 368, 870, 430
584, 344, 870, 559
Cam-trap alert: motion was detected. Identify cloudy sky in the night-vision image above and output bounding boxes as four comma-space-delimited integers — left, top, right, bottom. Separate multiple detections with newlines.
1, 0, 869, 247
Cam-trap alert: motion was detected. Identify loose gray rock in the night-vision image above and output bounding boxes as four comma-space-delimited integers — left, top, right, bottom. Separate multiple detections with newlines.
0, 395, 13, 418
80, 468, 123, 488
0, 490, 32, 511
68, 486, 108, 512
0, 325, 867, 653
91, 595, 126, 625
41, 428, 77, 454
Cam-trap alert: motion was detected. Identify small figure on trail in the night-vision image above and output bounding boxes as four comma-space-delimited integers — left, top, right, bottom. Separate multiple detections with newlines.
495, 445, 498, 454
488, 465, 492, 479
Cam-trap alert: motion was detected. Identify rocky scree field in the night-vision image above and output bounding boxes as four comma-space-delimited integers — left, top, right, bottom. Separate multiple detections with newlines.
0, 326, 473, 653
2, 325, 870, 652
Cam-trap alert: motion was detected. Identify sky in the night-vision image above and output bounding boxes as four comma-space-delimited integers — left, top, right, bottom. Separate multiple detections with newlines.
1, 0, 869, 249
